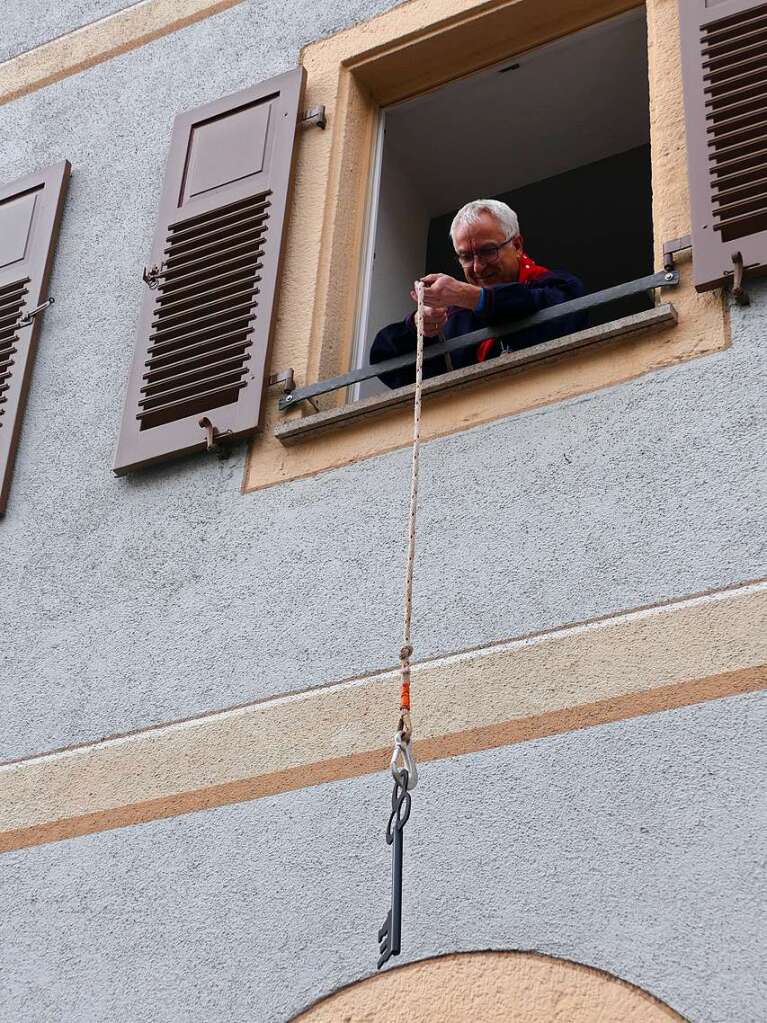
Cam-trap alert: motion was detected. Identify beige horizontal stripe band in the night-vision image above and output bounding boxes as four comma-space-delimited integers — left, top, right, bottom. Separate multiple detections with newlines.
0, 0, 244, 106
2, 664, 763, 854
1, 580, 765, 853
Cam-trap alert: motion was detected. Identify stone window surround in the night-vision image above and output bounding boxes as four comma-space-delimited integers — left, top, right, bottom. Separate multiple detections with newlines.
244, 0, 730, 492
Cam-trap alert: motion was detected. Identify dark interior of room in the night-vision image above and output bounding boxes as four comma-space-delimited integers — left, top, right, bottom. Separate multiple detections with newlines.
425, 145, 654, 328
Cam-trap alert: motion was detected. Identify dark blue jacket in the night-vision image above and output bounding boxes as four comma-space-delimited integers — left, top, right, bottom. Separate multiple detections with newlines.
370, 270, 587, 390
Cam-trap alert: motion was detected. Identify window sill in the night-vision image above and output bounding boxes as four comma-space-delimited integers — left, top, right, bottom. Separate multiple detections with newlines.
274, 304, 678, 446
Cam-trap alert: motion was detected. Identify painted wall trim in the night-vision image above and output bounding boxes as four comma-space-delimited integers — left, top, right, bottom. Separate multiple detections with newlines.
0, 0, 245, 106
1, 579, 765, 853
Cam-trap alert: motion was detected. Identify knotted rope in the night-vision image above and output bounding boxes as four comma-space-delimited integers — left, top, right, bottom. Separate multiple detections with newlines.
398, 280, 426, 745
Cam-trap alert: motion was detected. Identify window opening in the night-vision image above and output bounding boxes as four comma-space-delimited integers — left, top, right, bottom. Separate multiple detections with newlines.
353, 6, 653, 400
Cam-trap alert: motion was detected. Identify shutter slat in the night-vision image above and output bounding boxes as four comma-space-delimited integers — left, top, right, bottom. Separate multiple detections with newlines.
135, 381, 247, 426
713, 168, 767, 194
167, 193, 271, 236
703, 51, 765, 84
702, 25, 767, 60
164, 205, 270, 254
713, 173, 767, 202
708, 129, 767, 161
139, 363, 250, 407
706, 113, 767, 144
167, 200, 271, 244
153, 263, 263, 308
114, 68, 305, 473
157, 236, 267, 283
707, 102, 767, 130
153, 272, 263, 318
704, 63, 765, 96
144, 339, 253, 381
713, 188, 767, 215
706, 76, 767, 107
702, 5, 767, 41
715, 204, 767, 230
0, 162, 70, 514
162, 219, 269, 267
152, 255, 263, 296
702, 13, 767, 51
147, 306, 257, 354
0, 280, 30, 302
146, 328, 254, 370
150, 295, 258, 339
153, 284, 260, 327
715, 161, 767, 188
143, 351, 252, 390
680, 0, 767, 290
706, 86, 767, 119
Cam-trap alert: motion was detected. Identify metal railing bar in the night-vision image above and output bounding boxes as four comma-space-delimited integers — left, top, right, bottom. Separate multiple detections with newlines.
278, 269, 679, 410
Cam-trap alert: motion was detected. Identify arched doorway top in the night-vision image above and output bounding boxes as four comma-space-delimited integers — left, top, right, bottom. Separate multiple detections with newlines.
292, 950, 687, 1022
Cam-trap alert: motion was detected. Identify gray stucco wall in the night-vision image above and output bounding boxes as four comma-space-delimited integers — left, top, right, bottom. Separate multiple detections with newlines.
2, 691, 765, 1022
0, 0, 766, 761
1, 6, 765, 1021
1, 1, 138, 63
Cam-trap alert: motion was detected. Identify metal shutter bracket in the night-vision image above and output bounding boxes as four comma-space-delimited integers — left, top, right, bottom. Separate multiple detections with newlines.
730, 251, 751, 305
663, 234, 750, 303
198, 416, 232, 457
662, 235, 692, 270
18, 297, 55, 327
300, 105, 326, 129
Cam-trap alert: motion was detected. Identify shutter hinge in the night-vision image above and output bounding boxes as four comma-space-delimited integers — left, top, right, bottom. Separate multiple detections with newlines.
662, 235, 692, 271
300, 105, 326, 130
663, 236, 750, 304
730, 251, 750, 307
199, 417, 233, 458
18, 297, 55, 327
143, 264, 163, 290
268, 367, 295, 395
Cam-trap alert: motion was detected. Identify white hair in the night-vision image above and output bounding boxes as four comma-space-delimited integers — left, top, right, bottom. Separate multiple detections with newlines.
450, 200, 520, 245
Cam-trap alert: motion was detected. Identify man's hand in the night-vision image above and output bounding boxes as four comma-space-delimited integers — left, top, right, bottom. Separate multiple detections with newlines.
418, 303, 448, 337
414, 274, 482, 311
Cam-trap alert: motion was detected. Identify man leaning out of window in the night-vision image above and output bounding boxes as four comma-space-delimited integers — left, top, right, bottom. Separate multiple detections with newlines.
370, 199, 586, 389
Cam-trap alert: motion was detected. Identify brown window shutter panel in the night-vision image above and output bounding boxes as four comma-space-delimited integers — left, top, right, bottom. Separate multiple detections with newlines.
113, 67, 306, 475
0, 160, 71, 515
680, 0, 767, 291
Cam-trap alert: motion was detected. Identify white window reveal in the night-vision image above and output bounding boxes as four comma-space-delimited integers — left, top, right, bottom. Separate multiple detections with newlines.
353, 7, 653, 399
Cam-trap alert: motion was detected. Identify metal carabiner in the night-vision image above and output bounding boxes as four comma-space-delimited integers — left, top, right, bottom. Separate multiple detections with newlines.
390, 730, 418, 790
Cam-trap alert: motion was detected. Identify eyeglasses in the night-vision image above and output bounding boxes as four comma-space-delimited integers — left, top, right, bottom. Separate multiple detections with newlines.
454, 236, 515, 267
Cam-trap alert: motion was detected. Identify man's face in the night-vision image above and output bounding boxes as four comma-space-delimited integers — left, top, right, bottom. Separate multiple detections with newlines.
453, 212, 523, 288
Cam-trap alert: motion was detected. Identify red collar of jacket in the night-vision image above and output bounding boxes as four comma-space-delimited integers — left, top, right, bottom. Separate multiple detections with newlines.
476, 253, 549, 362
517, 253, 550, 283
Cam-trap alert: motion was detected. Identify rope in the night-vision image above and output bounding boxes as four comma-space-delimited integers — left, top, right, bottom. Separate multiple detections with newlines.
398, 280, 426, 743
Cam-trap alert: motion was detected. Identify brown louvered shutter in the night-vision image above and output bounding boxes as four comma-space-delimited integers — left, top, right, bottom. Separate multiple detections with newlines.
0, 161, 70, 515
113, 68, 305, 474
680, 0, 767, 291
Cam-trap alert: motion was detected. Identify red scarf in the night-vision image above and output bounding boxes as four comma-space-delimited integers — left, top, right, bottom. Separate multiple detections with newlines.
476, 253, 550, 362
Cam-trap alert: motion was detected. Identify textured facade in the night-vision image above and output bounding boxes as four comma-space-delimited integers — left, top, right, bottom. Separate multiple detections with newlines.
1, 1, 765, 1021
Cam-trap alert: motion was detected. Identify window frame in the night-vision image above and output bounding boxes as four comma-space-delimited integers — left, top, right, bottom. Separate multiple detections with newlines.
244, 0, 730, 494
